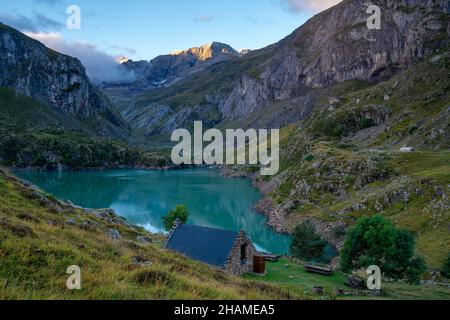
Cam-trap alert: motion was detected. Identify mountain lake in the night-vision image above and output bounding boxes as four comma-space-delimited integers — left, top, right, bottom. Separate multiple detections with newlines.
17, 168, 291, 254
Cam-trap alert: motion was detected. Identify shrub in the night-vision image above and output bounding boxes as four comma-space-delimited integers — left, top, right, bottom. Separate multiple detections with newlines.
163, 205, 189, 231
406, 256, 427, 285
344, 175, 356, 185
340, 215, 426, 283
442, 253, 450, 279
290, 221, 329, 263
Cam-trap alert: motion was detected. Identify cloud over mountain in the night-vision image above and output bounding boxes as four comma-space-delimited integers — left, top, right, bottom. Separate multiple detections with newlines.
26, 32, 137, 84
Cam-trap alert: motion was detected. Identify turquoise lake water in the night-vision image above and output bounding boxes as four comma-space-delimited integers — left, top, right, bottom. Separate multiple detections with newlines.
17, 169, 291, 254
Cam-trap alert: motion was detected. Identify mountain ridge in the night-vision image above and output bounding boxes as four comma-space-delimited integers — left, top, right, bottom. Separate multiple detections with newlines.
120, 0, 450, 137
99, 41, 242, 110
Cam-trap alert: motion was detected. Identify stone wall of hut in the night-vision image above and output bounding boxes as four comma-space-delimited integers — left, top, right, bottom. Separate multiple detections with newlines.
225, 231, 257, 276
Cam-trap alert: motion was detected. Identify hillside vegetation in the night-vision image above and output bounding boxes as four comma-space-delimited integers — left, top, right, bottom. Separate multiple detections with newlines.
0, 168, 301, 300
247, 50, 450, 269
0, 88, 171, 170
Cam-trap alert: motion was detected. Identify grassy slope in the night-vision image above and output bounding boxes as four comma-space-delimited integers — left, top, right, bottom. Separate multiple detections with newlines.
0, 86, 130, 140
0, 87, 75, 132
0, 168, 302, 300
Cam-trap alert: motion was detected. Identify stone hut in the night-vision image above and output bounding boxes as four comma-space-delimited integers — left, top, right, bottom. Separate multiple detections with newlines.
164, 223, 259, 276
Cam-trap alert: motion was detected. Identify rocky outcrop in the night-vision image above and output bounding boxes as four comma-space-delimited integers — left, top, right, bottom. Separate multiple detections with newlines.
0, 22, 129, 137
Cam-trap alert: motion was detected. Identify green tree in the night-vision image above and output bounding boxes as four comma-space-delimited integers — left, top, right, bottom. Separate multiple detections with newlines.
163, 205, 189, 231
442, 253, 450, 279
290, 221, 328, 262
340, 215, 426, 283
406, 256, 427, 285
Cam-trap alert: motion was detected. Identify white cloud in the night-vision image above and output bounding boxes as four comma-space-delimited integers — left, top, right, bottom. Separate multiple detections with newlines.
25, 32, 137, 84
279, 0, 343, 13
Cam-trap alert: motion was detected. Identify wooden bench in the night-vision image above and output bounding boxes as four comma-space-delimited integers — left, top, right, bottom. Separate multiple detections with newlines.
304, 264, 333, 276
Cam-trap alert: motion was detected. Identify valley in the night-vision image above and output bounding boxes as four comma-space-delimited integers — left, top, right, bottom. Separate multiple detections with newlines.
0, 0, 449, 301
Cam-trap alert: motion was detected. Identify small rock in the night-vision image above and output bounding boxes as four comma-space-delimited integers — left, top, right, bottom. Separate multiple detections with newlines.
333, 288, 345, 296
131, 256, 153, 267
81, 220, 100, 231
328, 97, 340, 105
66, 218, 77, 226
431, 54, 442, 62
107, 228, 121, 240
312, 287, 325, 295
136, 235, 153, 244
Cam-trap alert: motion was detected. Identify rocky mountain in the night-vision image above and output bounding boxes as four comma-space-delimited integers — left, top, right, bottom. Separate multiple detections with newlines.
122, 0, 449, 137
99, 42, 241, 110
0, 22, 130, 138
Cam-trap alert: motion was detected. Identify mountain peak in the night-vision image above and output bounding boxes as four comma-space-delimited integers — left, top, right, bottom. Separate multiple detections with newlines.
170, 42, 238, 61
116, 56, 130, 64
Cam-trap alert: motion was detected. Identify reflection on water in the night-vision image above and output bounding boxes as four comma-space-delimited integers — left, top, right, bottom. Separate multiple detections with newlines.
17, 169, 291, 254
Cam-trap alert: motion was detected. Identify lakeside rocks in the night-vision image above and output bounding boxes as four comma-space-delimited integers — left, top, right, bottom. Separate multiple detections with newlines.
254, 199, 289, 234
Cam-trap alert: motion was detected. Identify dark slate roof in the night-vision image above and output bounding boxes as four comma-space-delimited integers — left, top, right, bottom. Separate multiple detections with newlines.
165, 224, 239, 268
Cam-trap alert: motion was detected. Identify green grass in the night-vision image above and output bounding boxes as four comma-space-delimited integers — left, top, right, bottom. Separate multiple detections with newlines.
0, 87, 70, 132
246, 259, 346, 296
245, 259, 450, 300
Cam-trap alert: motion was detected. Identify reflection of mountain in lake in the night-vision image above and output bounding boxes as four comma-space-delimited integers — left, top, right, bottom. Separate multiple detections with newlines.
17, 169, 291, 254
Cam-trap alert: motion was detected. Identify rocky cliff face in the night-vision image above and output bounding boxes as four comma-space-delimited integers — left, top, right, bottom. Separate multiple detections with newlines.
123, 0, 449, 136
0, 22, 129, 137
219, 0, 450, 120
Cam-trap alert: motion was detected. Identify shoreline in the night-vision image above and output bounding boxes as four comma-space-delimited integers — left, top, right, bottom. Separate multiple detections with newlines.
9, 163, 184, 172
218, 166, 292, 235
219, 166, 347, 255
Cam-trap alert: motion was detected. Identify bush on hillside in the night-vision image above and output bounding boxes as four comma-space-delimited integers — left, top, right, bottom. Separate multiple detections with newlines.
290, 221, 330, 263
340, 215, 426, 283
442, 253, 450, 279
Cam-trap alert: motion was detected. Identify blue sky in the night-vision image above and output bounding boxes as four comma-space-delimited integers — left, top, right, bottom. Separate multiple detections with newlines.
0, 0, 341, 60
